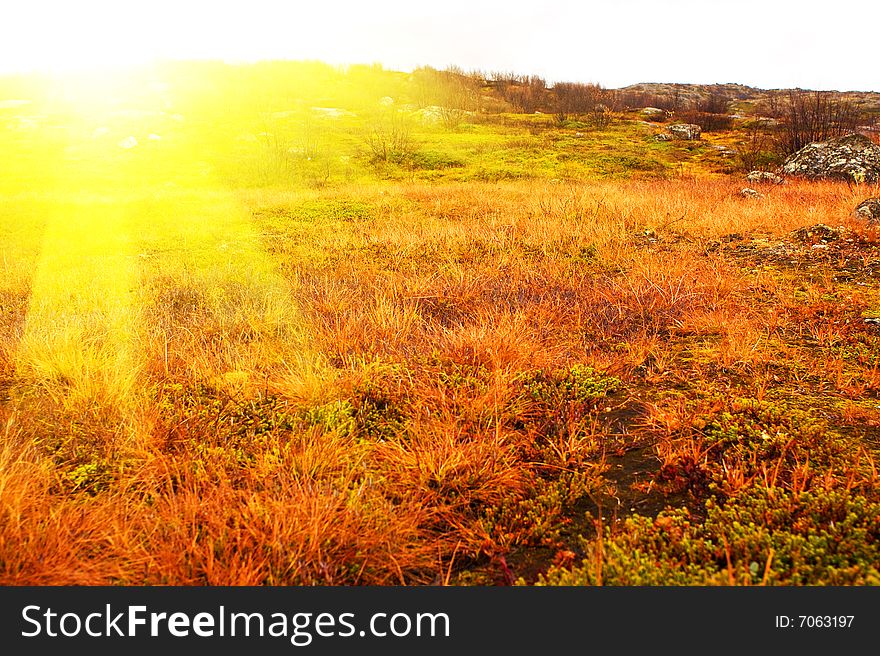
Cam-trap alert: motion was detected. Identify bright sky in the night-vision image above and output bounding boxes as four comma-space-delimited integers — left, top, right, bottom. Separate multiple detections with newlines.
1, 0, 878, 91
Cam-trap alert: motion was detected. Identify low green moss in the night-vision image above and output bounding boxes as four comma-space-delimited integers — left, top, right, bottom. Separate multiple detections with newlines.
537, 487, 880, 585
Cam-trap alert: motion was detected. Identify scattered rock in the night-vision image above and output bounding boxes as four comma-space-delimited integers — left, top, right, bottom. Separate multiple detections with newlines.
654, 132, 673, 142
791, 224, 840, 243
413, 106, 443, 123
668, 123, 701, 140
747, 170, 784, 185
311, 107, 353, 119
714, 145, 737, 158
117, 136, 138, 149
781, 133, 880, 183
641, 107, 667, 120
0, 99, 32, 109
740, 188, 762, 198
378, 96, 394, 106
854, 197, 880, 222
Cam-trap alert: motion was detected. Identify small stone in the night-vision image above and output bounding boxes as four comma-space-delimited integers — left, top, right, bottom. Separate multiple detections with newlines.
669, 123, 701, 140
740, 187, 762, 198
641, 107, 667, 118
854, 197, 880, 222
747, 170, 784, 185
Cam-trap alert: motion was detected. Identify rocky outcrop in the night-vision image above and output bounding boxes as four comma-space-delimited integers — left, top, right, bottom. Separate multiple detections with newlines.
668, 123, 701, 140
781, 133, 880, 183
747, 170, 784, 184
855, 197, 880, 221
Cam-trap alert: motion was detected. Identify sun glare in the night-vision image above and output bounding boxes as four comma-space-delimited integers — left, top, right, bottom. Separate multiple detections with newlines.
6, 3, 162, 75
3, 1, 350, 76
7, 56, 308, 410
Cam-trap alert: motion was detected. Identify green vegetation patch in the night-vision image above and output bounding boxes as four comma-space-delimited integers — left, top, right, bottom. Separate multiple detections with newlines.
301, 399, 356, 437
349, 378, 407, 441
538, 487, 880, 585
290, 199, 376, 223
522, 364, 619, 408
509, 364, 621, 439
659, 398, 855, 497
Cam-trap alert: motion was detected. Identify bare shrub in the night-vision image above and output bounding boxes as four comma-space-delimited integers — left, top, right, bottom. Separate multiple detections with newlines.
772, 90, 866, 154
490, 72, 548, 113
738, 119, 781, 172
365, 109, 416, 165
553, 82, 610, 123
412, 66, 481, 129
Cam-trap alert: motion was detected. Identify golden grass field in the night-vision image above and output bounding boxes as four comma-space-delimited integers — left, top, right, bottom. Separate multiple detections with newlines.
1, 63, 879, 585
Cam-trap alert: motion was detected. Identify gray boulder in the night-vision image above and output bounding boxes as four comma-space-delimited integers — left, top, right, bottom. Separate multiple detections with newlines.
747, 170, 784, 184
641, 107, 667, 120
740, 187, 762, 198
855, 197, 880, 221
669, 123, 701, 140
781, 133, 880, 183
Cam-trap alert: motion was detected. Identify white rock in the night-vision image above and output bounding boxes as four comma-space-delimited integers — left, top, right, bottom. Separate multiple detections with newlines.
118, 136, 138, 149
311, 107, 352, 119
0, 99, 32, 109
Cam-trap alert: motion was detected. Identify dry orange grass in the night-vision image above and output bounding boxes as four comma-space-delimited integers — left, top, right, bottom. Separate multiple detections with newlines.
1, 177, 879, 584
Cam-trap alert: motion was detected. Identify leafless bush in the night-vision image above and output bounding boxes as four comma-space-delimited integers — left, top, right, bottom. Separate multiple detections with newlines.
490, 72, 548, 113
772, 90, 866, 154
616, 90, 681, 113
553, 82, 609, 123
678, 110, 734, 132
738, 119, 779, 172
412, 66, 482, 128
697, 93, 730, 115
589, 105, 613, 129
365, 110, 415, 165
